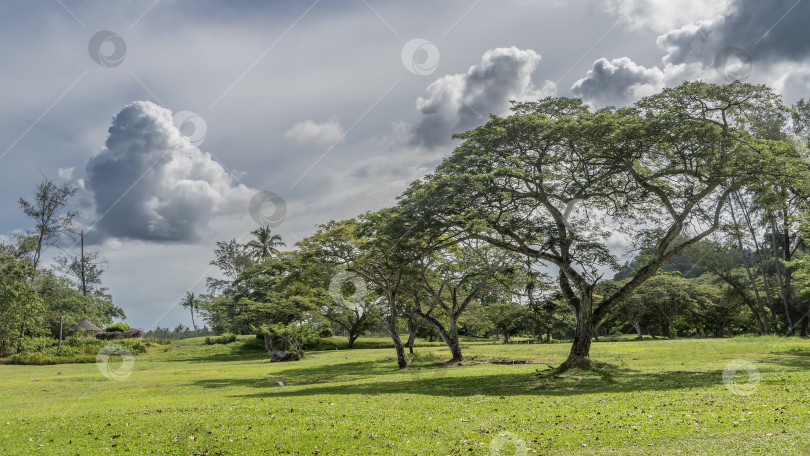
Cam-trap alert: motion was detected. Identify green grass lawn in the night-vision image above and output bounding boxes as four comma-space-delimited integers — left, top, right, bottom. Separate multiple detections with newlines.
1, 335, 809, 455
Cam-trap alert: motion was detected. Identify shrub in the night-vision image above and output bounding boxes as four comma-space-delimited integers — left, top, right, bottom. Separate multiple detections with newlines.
105, 322, 131, 332
123, 329, 144, 338
317, 326, 334, 338
2, 337, 146, 365
18, 337, 58, 355
204, 333, 237, 345
95, 328, 143, 340
4, 353, 96, 365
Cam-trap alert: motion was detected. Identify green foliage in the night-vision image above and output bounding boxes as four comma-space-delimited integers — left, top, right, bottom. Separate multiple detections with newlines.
204, 333, 237, 345
258, 322, 320, 359
0, 248, 44, 355
5, 335, 146, 365
105, 322, 130, 332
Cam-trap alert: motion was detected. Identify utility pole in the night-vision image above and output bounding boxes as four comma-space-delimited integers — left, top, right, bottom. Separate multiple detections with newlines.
80, 229, 87, 297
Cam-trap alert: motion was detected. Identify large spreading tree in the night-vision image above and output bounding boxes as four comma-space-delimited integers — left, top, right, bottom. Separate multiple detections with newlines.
399, 81, 807, 369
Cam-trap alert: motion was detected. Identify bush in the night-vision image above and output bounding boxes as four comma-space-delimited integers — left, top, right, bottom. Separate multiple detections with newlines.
205, 333, 237, 345
123, 329, 144, 338
4, 353, 95, 365
317, 326, 334, 338
306, 337, 341, 351
18, 336, 58, 354
105, 322, 131, 332
2, 337, 146, 365
95, 328, 143, 340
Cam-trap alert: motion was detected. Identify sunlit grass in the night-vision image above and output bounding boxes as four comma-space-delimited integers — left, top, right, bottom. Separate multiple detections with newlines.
1, 335, 809, 455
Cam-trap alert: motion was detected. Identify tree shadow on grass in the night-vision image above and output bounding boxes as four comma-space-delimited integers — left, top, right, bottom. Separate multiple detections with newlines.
186, 355, 753, 400
191, 350, 810, 399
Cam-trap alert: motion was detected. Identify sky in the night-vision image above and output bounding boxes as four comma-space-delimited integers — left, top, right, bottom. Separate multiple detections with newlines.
1, 0, 809, 330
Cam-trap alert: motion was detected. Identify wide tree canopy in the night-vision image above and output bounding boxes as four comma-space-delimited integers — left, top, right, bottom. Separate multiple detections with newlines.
398, 81, 808, 369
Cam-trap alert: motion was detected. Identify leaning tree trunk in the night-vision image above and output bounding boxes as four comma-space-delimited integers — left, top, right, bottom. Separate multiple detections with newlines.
384, 312, 407, 368
405, 318, 418, 354
632, 321, 642, 340
414, 311, 463, 362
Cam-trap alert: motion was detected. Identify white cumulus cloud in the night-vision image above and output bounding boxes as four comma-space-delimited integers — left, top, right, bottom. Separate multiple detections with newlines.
84, 101, 255, 242
571, 57, 666, 107
409, 47, 556, 149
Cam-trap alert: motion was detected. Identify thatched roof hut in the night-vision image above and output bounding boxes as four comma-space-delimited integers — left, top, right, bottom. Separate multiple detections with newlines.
68, 318, 102, 333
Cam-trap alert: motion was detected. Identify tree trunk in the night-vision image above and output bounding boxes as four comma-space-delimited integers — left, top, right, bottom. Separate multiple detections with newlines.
771, 226, 794, 334
58, 313, 63, 352
348, 333, 359, 349
16, 315, 26, 354
447, 316, 462, 362
632, 321, 642, 340
413, 310, 462, 362
405, 318, 418, 354
384, 315, 407, 369
263, 334, 274, 352
562, 293, 594, 370
729, 198, 770, 334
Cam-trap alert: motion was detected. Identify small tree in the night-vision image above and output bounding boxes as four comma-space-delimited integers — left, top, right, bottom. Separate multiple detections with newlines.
181, 291, 201, 331
18, 178, 78, 273
486, 300, 527, 343
0, 247, 43, 355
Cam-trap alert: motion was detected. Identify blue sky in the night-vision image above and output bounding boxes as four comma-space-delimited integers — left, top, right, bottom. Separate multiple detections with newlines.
1, 0, 808, 330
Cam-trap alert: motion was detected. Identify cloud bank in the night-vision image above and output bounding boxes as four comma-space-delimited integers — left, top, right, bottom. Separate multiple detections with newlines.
85, 101, 254, 242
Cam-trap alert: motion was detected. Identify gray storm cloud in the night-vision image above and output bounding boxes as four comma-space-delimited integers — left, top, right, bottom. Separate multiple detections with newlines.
85, 101, 254, 242
409, 47, 555, 149
658, 0, 810, 66
575, 0, 810, 107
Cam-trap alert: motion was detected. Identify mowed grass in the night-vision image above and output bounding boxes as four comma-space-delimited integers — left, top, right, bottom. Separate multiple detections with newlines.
1, 335, 809, 455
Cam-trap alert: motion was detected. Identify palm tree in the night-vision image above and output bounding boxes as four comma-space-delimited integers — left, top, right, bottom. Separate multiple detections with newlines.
246, 226, 285, 261
180, 291, 200, 331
